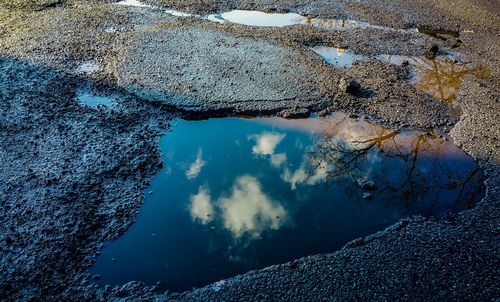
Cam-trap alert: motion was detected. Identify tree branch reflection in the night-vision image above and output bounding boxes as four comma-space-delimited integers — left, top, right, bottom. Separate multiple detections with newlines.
306, 115, 484, 216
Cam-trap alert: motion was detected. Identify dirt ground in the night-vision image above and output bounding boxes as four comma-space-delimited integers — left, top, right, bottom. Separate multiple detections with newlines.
0, 0, 498, 301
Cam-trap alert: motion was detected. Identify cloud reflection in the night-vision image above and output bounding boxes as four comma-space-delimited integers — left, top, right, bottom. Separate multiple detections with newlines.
186, 149, 206, 179
270, 153, 287, 167
251, 132, 287, 168
189, 187, 214, 224
282, 159, 329, 190
251, 132, 285, 156
218, 175, 287, 239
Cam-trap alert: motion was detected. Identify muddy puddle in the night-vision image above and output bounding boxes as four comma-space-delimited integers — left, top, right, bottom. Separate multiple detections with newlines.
312, 47, 489, 104
403, 56, 490, 104
379, 53, 490, 104
89, 113, 484, 292
417, 27, 460, 38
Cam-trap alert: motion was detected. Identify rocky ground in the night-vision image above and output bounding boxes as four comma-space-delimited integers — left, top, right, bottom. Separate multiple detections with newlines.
0, 0, 498, 301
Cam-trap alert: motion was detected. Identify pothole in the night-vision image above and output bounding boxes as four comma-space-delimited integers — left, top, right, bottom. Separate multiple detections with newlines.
89, 113, 484, 292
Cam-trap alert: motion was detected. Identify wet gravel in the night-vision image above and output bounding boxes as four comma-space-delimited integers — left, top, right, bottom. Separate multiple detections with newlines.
0, 0, 498, 301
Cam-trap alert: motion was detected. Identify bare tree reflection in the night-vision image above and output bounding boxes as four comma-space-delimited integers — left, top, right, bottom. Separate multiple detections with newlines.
306, 115, 484, 217
380, 55, 490, 104
415, 57, 490, 103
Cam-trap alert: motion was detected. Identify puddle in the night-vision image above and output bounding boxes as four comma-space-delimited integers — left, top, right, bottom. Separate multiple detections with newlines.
218, 10, 416, 33
408, 57, 489, 104
77, 88, 119, 109
418, 27, 460, 38
377, 54, 490, 103
104, 27, 118, 33
312, 47, 489, 103
76, 62, 100, 74
116, 0, 152, 8
90, 113, 484, 291
164, 9, 195, 17
219, 10, 304, 27
310, 46, 365, 68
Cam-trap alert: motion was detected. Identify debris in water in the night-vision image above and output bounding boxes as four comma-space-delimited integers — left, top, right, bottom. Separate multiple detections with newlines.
164, 10, 194, 17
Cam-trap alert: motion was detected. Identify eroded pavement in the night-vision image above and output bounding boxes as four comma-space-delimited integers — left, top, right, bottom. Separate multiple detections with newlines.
0, 0, 498, 300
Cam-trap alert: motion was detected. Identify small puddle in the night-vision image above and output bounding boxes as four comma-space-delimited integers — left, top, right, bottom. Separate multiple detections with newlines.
90, 113, 484, 291
378, 54, 490, 103
312, 47, 490, 103
77, 88, 119, 109
418, 27, 460, 38
311, 46, 365, 68
76, 62, 100, 74
218, 10, 415, 33
219, 10, 304, 27
164, 9, 196, 17
116, 0, 152, 8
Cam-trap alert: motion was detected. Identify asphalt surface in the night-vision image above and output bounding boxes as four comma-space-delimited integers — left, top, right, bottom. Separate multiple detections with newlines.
0, 0, 498, 301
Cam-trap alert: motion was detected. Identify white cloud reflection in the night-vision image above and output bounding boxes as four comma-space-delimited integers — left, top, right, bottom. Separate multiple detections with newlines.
189, 187, 214, 224
270, 153, 287, 167
186, 149, 206, 179
218, 175, 287, 239
251, 132, 285, 156
251, 132, 287, 168
282, 159, 329, 190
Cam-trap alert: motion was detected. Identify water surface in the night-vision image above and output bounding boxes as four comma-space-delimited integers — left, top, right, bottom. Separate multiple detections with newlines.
76, 62, 100, 74
90, 114, 484, 291
116, 0, 151, 8
77, 88, 119, 108
311, 46, 365, 67
312, 47, 490, 103
219, 10, 415, 33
